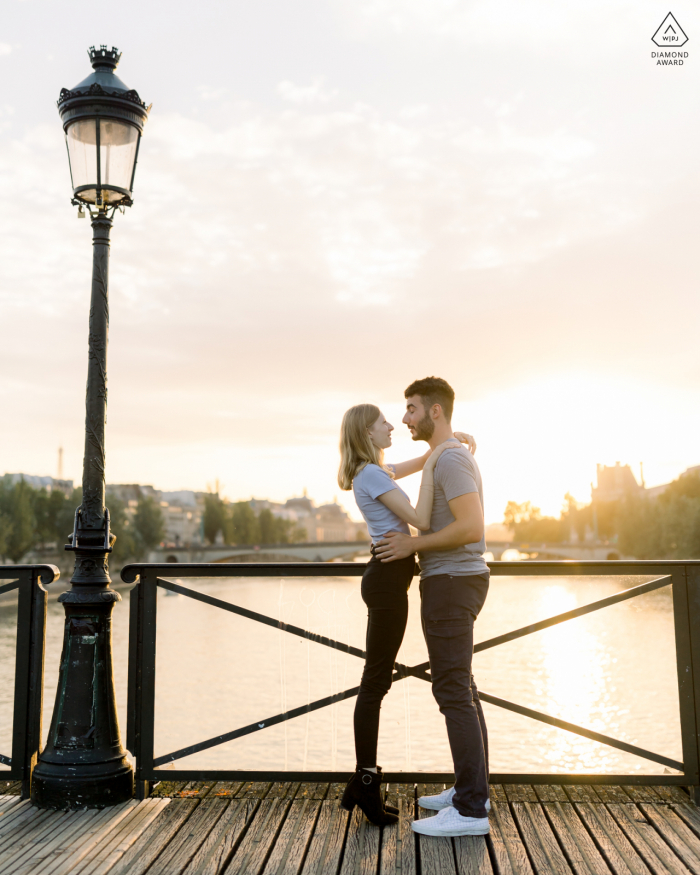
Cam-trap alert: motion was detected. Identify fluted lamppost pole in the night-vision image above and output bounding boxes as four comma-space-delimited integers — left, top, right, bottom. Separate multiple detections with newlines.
32, 46, 151, 808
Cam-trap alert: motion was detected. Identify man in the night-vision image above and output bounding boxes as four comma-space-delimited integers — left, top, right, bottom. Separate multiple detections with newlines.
374, 376, 490, 837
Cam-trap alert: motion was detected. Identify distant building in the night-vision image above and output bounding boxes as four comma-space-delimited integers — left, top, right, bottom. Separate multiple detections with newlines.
106, 484, 204, 547
2, 473, 74, 496
250, 492, 366, 542
591, 463, 643, 503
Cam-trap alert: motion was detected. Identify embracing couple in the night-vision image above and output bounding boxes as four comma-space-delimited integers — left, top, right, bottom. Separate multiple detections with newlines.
338, 376, 490, 838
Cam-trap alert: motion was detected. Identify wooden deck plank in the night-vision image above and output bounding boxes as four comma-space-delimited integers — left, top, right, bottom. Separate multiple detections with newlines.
505, 785, 539, 803
338, 808, 366, 875
454, 835, 494, 875
0, 782, 20, 796
0, 796, 22, 815
269, 782, 301, 800
295, 783, 329, 801
607, 802, 693, 875
238, 781, 273, 799
224, 797, 293, 875
489, 800, 534, 875
76, 799, 170, 875
511, 802, 573, 875
0, 796, 29, 826
621, 787, 659, 804
382, 785, 417, 875
34, 802, 143, 875
0, 800, 35, 844
359, 820, 382, 875
181, 798, 256, 875
108, 798, 200, 875
490, 785, 509, 804
535, 786, 569, 803
150, 780, 187, 797
168, 781, 218, 799
640, 804, 700, 872
564, 786, 601, 804
149, 797, 231, 875
3, 808, 104, 875
0, 800, 52, 844
670, 803, 700, 839
541, 802, 612, 875
263, 798, 322, 875
593, 788, 631, 805
209, 781, 245, 798
653, 787, 690, 805
338, 806, 383, 875
574, 802, 650, 875
301, 799, 350, 875
415, 800, 456, 875
0, 808, 81, 872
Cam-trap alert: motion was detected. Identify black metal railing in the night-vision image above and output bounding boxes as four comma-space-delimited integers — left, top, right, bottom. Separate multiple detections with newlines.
0, 564, 59, 798
121, 559, 700, 798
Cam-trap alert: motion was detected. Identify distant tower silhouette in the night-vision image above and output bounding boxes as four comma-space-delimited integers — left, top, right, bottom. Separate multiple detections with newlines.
57, 446, 64, 481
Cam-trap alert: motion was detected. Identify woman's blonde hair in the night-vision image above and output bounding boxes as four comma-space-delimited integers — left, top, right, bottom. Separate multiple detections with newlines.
338, 404, 395, 490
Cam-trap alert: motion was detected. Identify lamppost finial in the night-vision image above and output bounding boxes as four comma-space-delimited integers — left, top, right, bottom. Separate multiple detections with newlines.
88, 45, 122, 69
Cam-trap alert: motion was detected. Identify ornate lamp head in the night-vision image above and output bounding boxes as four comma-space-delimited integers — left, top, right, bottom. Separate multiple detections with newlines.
58, 46, 151, 210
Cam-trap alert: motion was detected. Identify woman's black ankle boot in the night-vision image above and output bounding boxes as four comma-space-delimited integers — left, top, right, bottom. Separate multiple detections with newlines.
340, 768, 398, 825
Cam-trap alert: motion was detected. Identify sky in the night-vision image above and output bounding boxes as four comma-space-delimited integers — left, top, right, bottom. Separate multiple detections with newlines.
1, 0, 699, 523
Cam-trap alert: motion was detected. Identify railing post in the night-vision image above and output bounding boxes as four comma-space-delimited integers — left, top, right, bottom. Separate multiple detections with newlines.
128, 569, 157, 799
681, 562, 700, 803
127, 578, 143, 798
11, 568, 50, 799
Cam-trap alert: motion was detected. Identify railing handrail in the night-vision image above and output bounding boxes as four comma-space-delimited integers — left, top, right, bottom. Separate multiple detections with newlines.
0, 564, 60, 583
121, 558, 700, 582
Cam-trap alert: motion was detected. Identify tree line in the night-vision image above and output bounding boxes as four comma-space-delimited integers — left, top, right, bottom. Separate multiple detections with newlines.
503, 469, 700, 559
202, 494, 306, 546
0, 478, 165, 566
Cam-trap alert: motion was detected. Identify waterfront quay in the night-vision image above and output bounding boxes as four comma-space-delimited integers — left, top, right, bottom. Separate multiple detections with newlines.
2, 778, 700, 875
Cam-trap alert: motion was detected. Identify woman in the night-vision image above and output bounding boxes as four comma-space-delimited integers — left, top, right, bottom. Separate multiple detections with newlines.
337, 403, 475, 825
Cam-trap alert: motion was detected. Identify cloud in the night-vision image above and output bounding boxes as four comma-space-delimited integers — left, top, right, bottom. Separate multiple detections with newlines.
277, 79, 338, 104
338, 0, 643, 48
0, 44, 11, 56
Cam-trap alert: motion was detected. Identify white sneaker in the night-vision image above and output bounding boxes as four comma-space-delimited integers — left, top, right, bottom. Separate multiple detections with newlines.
418, 786, 491, 813
411, 805, 490, 837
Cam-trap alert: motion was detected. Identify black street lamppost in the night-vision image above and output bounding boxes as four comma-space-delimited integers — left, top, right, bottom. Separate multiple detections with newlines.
31, 46, 151, 809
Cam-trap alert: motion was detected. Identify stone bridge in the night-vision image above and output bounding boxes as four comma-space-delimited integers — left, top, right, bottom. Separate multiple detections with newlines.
486, 541, 625, 561
148, 540, 625, 565
147, 540, 372, 565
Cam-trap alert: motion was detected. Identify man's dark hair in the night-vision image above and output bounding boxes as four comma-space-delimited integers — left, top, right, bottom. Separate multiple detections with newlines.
404, 376, 455, 422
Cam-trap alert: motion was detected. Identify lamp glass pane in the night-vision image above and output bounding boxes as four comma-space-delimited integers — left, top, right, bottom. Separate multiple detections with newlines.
99, 120, 139, 200
66, 120, 98, 191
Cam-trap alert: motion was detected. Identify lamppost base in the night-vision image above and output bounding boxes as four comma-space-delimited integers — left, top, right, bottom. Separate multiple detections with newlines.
31, 758, 133, 809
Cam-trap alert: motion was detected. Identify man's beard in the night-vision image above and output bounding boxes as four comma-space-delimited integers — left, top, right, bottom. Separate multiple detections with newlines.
412, 411, 435, 441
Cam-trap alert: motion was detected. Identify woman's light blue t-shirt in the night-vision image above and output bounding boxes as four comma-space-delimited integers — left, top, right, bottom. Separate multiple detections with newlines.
353, 464, 411, 543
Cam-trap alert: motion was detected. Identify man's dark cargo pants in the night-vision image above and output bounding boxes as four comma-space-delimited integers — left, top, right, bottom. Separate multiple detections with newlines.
420, 572, 490, 819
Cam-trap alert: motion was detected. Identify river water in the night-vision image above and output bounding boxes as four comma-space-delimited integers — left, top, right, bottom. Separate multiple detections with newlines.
0, 572, 681, 777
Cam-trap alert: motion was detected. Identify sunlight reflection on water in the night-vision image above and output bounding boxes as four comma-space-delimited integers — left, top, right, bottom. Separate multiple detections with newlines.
0, 573, 681, 777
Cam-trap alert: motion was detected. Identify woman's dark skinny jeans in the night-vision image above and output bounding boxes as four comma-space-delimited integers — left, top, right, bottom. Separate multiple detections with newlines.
354, 553, 415, 768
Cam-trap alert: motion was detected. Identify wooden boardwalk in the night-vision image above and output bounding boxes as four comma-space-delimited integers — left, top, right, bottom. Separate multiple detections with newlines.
1, 779, 699, 875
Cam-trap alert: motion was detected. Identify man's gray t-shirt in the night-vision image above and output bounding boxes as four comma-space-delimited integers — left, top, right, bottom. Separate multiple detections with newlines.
418, 446, 488, 579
